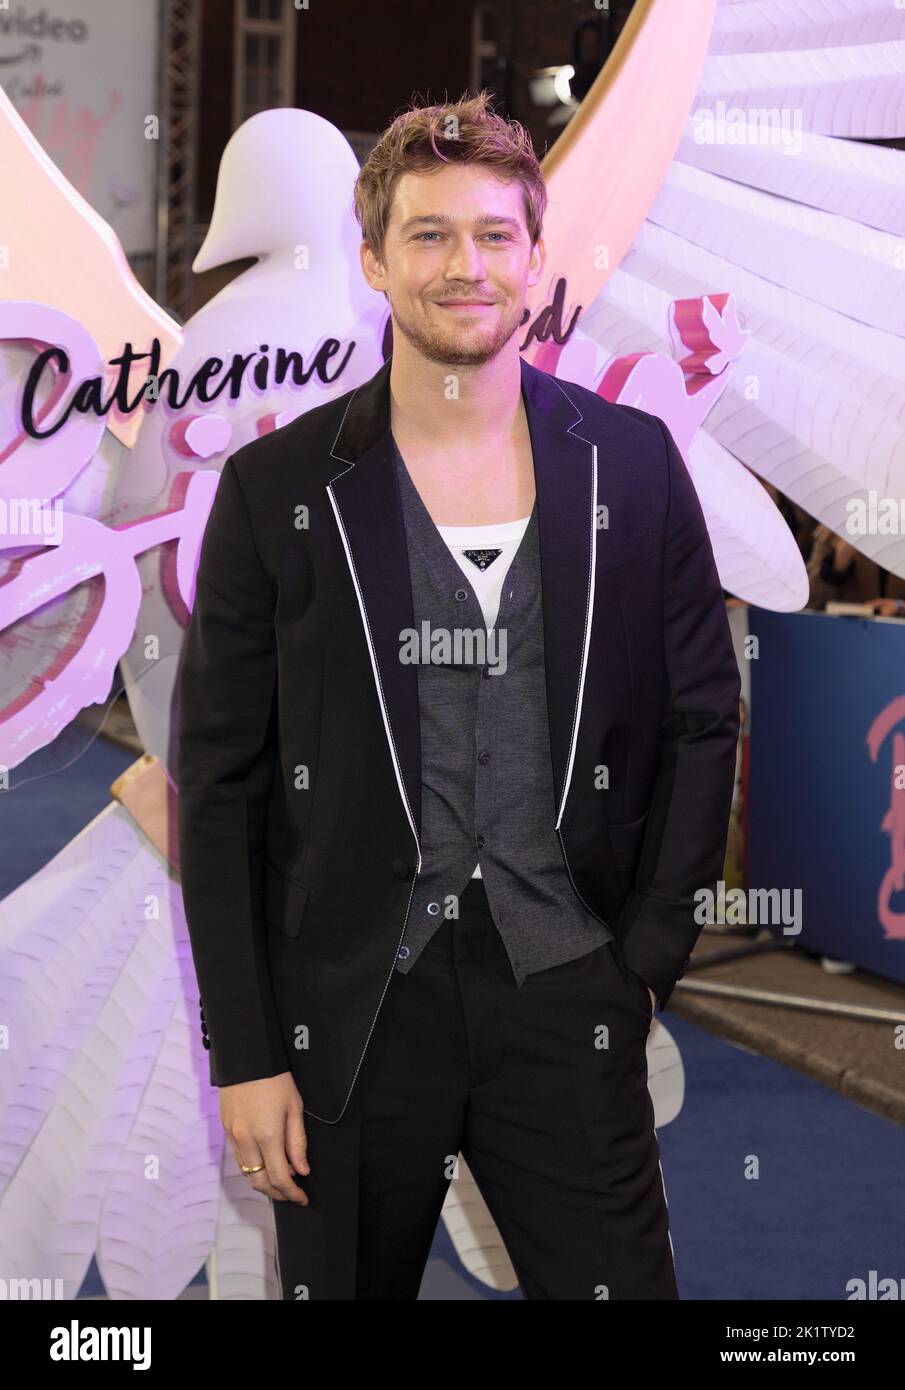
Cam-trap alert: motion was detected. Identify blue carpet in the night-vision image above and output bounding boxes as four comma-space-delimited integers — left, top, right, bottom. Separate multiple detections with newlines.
1, 719, 137, 900
422, 1013, 905, 1300
4, 733, 899, 1300
656, 1013, 902, 1301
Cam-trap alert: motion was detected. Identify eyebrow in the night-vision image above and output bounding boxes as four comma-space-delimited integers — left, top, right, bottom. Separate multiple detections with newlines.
398, 213, 523, 234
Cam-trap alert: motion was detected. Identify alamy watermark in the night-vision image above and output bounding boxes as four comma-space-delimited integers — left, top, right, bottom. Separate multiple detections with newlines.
695, 880, 802, 935
399, 622, 507, 674
692, 100, 803, 157
845, 491, 905, 537
0, 496, 63, 545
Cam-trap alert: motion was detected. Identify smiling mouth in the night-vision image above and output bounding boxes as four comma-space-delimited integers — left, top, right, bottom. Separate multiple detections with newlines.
434, 300, 497, 309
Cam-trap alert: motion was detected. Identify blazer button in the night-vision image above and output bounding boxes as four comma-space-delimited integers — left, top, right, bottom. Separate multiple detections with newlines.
201, 1036, 210, 1051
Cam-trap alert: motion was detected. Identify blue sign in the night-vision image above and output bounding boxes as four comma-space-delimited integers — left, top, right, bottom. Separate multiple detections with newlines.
748, 608, 905, 983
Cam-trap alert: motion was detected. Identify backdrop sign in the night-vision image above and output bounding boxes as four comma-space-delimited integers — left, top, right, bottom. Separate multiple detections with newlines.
0, 0, 159, 256
748, 608, 905, 980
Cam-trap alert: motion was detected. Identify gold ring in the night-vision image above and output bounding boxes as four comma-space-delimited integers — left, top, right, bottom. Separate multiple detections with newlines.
240, 1162, 265, 1174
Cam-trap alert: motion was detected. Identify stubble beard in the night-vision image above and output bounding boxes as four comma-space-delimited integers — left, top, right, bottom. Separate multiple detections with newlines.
389, 292, 525, 367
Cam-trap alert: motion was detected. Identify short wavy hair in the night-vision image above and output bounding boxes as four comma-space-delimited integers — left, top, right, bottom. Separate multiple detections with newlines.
353, 89, 547, 259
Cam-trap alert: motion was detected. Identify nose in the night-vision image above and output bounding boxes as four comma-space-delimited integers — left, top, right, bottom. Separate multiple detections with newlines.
442, 235, 488, 286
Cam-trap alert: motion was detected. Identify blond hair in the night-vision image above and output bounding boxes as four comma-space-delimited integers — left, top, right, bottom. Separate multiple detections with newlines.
353, 89, 546, 258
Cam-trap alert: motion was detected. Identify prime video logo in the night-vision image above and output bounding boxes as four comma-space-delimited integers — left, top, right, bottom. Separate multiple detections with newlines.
49, 1319, 151, 1369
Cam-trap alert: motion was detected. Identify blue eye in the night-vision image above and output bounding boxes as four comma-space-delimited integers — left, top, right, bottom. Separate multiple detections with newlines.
414, 231, 511, 242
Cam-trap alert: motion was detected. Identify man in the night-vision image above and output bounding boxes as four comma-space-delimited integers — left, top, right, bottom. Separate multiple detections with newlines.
177, 91, 741, 1300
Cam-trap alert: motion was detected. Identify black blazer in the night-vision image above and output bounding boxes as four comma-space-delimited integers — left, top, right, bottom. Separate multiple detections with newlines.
176, 354, 741, 1124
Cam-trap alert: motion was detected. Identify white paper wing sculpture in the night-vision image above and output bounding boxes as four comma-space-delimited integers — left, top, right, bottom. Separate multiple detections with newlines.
534, 0, 905, 608
3, 0, 902, 1301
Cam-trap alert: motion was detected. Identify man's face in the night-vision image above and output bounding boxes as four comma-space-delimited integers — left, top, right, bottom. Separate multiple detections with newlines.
361, 162, 544, 367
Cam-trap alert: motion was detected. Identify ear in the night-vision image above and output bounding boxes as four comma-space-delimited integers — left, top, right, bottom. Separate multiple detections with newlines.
527, 234, 545, 289
360, 239, 387, 294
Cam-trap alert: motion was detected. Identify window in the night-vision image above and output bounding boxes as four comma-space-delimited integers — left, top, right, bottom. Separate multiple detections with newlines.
470, 4, 500, 97
233, 0, 296, 128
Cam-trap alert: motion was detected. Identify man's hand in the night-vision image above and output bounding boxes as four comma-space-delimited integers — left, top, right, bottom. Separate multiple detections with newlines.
220, 1072, 310, 1204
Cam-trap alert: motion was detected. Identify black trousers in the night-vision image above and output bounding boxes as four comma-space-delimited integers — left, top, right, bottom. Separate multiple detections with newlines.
270, 876, 678, 1300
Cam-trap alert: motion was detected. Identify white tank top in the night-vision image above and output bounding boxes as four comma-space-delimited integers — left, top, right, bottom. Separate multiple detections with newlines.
435, 514, 532, 879
435, 514, 532, 632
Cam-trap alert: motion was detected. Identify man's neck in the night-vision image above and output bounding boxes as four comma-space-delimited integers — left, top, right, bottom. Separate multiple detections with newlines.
388, 345, 524, 452
387, 344, 536, 527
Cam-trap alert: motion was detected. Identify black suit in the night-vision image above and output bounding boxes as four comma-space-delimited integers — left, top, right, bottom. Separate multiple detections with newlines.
176, 353, 741, 1131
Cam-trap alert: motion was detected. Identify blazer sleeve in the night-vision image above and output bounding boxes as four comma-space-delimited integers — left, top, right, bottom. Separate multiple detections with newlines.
176, 453, 290, 1086
616, 417, 742, 1009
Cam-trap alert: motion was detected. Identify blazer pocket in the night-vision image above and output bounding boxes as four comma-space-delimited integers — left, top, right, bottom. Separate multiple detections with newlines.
264, 856, 311, 938
596, 527, 652, 575
607, 809, 649, 873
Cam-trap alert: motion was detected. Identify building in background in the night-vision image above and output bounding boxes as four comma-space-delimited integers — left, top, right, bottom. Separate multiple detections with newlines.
2, 0, 626, 320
